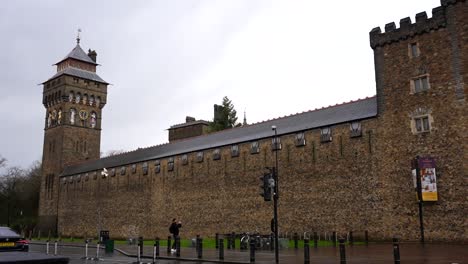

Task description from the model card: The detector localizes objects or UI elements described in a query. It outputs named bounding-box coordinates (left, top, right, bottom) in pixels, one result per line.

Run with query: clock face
left=79, top=110, right=89, bottom=120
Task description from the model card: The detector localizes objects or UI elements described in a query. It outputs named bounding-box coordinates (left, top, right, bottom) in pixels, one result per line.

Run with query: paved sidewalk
left=30, top=241, right=467, bottom=264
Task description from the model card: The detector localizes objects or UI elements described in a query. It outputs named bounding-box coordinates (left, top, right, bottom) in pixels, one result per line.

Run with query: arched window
left=57, top=108, right=62, bottom=125
left=70, top=108, right=76, bottom=125
left=96, top=97, right=101, bottom=108
left=69, top=91, right=74, bottom=103
left=51, top=109, right=57, bottom=125
left=89, top=95, right=95, bottom=106
left=58, top=91, right=62, bottom=102
left=47, top=111, right=52, bottom=127
left=75, top=93, right=81, bottom=104
left=83, top=94, right=88, bottom=105
left=90, top=112, right=97, bottom=128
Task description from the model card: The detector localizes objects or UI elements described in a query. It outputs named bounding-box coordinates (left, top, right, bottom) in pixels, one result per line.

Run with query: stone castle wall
left=51, top=0, right=466, bottom=242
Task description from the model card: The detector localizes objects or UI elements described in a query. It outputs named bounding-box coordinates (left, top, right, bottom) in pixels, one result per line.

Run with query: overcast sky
left=0, top=0, right=440, bottom=169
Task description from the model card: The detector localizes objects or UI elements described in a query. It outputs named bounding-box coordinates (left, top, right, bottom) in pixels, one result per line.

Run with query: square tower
left=38, top=36, right=109, bottom=233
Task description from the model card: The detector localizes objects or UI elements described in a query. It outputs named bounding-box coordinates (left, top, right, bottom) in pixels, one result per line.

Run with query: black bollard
left=155, top=237, right=160, bottom=257
left=227, top=233, right=232, bottom=250
left=232, top=232, right=236, bottom=250
left=215, top=233, right=219, bottom=249
left=48, top=230, right=51, bottom=241
left=304, top=238, right=310, bottom=264
left=294, top=233, right=299, bottom=249
left=197, top=237, right=203, bottom=259
left=365, top=231, right=369, bottom=245
left=313, top=232, right=318, bottom=248
left=270, top=233, right=274, bottom=251
left=175, top=236, right=181, bottom=257
left=339, top=238, right=346, bottom=264
left=349, top=231, right=354, bottom=246
left=219, top=239, right=224, bottom=260
left=138, top=236, right=143, bottom=255
left=393, top=238, right=401, bottom=264
left=167, top=236, right=171, bottom=254
left=250, top=238, right=256, bottom=263
left=332, top=231, right=337, bottom=247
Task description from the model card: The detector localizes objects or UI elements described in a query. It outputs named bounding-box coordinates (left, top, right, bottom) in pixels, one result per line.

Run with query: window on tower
left=70, top=108, right=76, bottom=125
left=411, top=75, right=430, bottom=93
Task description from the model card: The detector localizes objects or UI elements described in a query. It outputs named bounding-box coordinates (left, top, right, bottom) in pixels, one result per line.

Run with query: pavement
left=25, top=241, right=467, bottom=264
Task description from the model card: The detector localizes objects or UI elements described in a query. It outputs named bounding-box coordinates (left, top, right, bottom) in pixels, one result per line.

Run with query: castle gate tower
left=38, top=35, right=108, bottom=233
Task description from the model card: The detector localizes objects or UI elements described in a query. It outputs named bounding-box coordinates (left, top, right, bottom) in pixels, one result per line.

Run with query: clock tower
left=38, top=35, right=108, bottom=233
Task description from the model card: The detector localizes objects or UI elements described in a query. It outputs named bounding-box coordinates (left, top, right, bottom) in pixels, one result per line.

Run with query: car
left=0, top=226, right=29, bottom=252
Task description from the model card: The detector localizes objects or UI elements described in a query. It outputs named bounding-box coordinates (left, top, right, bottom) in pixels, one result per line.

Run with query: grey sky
left=0, top=0, right=440, bottom=169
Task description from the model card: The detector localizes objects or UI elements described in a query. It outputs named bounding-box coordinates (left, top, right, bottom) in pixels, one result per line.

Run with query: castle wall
left=50, top=0, right=466, bottom=242
left=59, top=119, right=387, bottom=240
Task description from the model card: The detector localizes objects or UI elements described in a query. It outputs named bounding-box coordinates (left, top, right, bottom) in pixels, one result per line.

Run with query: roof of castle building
left=169, top=120, right=210, bottom=129
left=61, top=96, right=377, bottom=177
left=55, top=44, right=97, bottom=65
left=44, top=67, right=108, bottom=84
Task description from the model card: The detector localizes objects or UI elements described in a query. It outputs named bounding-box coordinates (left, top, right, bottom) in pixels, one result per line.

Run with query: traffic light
left=260, top=172, right=273, bottom=201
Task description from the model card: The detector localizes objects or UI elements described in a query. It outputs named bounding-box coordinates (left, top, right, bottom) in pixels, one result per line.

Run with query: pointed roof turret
left=55, top=44, right=97, bottom=65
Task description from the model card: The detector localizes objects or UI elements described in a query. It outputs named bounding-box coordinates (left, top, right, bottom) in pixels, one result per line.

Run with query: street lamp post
left=272, top=125, right=279, bottom=264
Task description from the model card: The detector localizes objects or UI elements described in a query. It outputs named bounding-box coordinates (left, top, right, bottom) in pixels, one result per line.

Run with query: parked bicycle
left=240, top=231, right=272, bottom=250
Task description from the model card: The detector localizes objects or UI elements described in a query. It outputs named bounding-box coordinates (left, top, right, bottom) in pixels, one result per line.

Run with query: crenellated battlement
left=369, top=0, right=464, bottom=49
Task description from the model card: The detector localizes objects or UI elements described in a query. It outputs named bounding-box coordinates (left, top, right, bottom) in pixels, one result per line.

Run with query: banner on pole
left=415, top=157, right=438, bottom=201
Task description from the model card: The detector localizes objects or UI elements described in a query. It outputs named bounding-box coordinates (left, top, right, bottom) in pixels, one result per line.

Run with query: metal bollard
left=332, top=231, right=337, bottom=247
left=349, top=231, right=354, bottom=246
left=365, top=231, right=369, bottom=245
left=219, top=239, right=224, bottom=260
left=313, top=232, right=318, bottom=248
left=152, top=242, right=157, bottom=264
left=85, top=241, right=89, bottom=259
left=38, top=230, right=41, bottom=240
left=339, top=238, right=346, bottom=264
left=393, top=238, right=401, bottom=264
left=54, top=240, right=58, bottom=256
left=270, top=234, right=274, bottom=251
left=227, top=233, right=232, bottom=250
left=46, top=240, right=50, bottom=255
left=155, top=237, right=160, bottom=258
left=175, top=236, right=181, bottom=257
left=96, top=242, right=101, bottom=260
left=232, top=232, right=236, bottom=249
left=138, top=236, right=143, bottom=255
left=167, top=236, right=171, bottom=254
left=294, top=232, right=299, bottom=249
left=304, top=238, right=310, bottom=264
left=197, top=237, right=203, bottom=259
left=215, top=233, right=219, bottom=249
left=249, top=239, right=256, bottom=263
left=137, top=244, right=141, bottom=263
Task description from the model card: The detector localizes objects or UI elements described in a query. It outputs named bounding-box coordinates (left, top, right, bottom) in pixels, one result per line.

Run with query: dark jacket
left=170, top=222, right=182, bottom=236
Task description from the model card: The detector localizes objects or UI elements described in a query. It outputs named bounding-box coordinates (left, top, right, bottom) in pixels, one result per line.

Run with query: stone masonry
left=40, top=0, right=467, bottom=242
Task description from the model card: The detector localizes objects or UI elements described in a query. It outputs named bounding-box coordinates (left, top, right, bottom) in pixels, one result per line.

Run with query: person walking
left=169, top=218, right=182, bottom=252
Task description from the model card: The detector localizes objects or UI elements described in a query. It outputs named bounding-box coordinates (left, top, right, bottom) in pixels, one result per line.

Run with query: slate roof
left=55, top=44, right=97, bottom=65
left=61, top=96, right=377, bottom=177
left=44, top=67, right=108, bottom=84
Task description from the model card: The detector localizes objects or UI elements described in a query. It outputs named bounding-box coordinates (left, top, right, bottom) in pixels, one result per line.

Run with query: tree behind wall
left=0, top=158, right=41, bottom=232
left=210, top=96, right=238, bottom=132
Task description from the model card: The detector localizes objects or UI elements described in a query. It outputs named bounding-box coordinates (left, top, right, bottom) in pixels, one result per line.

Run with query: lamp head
left=271, top=125, right=277, bottom=130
